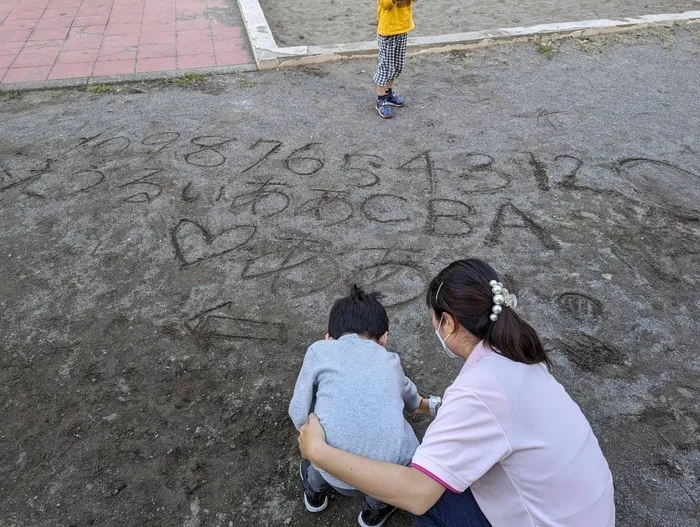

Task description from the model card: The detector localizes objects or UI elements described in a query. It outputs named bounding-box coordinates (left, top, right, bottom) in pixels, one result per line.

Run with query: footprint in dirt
left=553, top=333, right=632, bottom=378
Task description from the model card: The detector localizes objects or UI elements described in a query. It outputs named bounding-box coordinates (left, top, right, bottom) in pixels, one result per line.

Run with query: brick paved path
left=0, top=0, right=254, bottom=86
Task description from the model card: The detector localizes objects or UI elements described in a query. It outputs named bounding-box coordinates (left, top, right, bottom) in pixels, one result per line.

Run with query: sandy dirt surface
left=1, top=27, right=700, bottom=527
left=259, top=0, right=700, bottom=47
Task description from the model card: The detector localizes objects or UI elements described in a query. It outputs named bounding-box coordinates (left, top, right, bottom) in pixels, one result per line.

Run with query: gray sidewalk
left=1, top=26, right=699, bottom=527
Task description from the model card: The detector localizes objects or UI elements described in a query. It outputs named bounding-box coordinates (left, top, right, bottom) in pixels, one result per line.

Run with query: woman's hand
left=414, top=397, right=432, bottom=416
left=298, top=413, right=328, bottom=463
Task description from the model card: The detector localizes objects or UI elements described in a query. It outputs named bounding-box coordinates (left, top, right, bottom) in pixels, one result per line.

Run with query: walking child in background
left=289, top=285, right=434, bottom=527
left=374, top=0, right=416, bottom=118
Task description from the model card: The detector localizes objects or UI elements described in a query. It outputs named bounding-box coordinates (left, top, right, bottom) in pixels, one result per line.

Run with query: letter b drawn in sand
left=427, top=199, right=474, bottom=236
left=186, top=302, right=286, bottom=343
left=171, top=219, right=256, bottom=267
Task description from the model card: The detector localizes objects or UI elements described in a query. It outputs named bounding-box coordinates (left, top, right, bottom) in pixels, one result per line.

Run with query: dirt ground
left=1, top=27, right=700, bottom=527
left=259, top=0, right=700, bottom=46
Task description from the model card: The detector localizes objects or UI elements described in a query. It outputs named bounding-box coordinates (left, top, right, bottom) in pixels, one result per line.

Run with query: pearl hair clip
left=488, top=280, right=517, bottom=322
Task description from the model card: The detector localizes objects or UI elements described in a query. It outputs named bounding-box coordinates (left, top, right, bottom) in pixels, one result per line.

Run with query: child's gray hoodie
left=289, top=333, right=421, bottom=490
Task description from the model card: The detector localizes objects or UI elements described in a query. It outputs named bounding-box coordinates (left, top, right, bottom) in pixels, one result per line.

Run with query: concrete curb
left=234, top=7, right=700, bottom=69
left=0, top=63, right=258, bottom=92
left=3, top=9, right=698, bottom=91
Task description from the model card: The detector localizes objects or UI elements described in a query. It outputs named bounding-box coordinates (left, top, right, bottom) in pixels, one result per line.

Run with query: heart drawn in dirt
left=171, top=219, right=256, bottom=267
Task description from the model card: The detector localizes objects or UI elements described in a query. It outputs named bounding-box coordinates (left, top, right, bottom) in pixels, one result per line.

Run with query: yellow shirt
left=377, top=0, right=414, bottom=37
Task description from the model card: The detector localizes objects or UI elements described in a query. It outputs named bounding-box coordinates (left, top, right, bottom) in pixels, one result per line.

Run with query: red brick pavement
left=0, top=0, right=254, bottom=86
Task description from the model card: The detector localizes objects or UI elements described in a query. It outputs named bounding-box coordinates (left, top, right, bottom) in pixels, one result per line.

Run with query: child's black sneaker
left=299, top=459, right=328, bottom=513
left=385, top=90, right=405, bottom=107
left=358, top=501, right=397, bottom=527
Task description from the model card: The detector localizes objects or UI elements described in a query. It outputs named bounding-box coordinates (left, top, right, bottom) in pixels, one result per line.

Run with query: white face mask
left=435, top=315, right=460, bottom=359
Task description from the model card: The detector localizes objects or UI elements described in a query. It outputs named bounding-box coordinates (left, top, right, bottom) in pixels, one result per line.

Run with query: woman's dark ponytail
left=426, top=259, right=551, bottom=370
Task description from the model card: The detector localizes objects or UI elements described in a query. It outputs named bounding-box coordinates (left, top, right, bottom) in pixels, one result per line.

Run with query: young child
left=289, top=285, right=430, bottom=527
left=374, top=0, right=416, bottom=118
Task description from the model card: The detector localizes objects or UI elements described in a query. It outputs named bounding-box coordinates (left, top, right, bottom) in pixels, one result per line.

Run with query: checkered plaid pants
left=374, top=33, right=408, bottom=86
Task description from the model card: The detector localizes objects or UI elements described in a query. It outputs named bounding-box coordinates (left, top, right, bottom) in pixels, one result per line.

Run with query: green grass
left=175, top=73, right=206, bottom=87
left=236, top=75, right=255, bottom=89
left=534, top=38, right=555, bottom=58
left=88, top=84, right=117, bottom=94
left=0, top=90, right=23, bottom=100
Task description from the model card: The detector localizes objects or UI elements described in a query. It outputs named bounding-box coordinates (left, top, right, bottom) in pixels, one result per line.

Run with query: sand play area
left=2, top=26, right=700, bottom=525
left=259, top=0, right=700, bottom=46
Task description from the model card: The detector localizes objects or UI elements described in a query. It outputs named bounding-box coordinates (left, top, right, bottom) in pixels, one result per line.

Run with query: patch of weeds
left=691, top=24, right=700, bottom=42
left=0, top=90, right=23, bottom=100
left=175, top=73, right=207, bottom=87
left=534, top=38, right=555, bottom=58
left=449, top=49, right=472, bottom=60
left=299, top=66, right=329, bottom=78
left=236, top=75, right=255, bottom=89
left=88, top=84, right=117, bottom=94
left=577, top=38, right=599, bottom=53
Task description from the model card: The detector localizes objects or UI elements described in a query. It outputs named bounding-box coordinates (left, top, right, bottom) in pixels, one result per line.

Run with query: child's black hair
left=327, top=284, right=389, bottom=341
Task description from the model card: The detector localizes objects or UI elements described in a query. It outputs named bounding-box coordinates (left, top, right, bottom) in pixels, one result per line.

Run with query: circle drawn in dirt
left=617, top=158, right=700, bottom=215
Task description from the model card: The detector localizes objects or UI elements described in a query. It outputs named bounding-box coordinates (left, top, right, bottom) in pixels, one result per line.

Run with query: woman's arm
left=298, top=414, right=445, bottom=515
